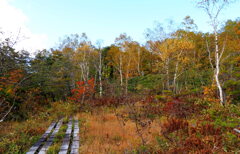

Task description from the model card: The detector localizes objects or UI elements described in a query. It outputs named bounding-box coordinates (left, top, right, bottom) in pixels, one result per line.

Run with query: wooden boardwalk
left=234, top=128, right=240, bottom=134
left=59, top=118, right=73, bottom=154
left=27, top=118, right=79, bottom=154
left=71, top=120, right=80, bottom=154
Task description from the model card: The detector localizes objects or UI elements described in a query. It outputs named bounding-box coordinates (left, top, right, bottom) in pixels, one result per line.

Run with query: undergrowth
left=0, top=101, right=77, bottom=153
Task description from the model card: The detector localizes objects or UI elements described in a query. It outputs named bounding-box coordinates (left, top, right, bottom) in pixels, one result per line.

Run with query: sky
left=0, top=0, right=240, bottom=54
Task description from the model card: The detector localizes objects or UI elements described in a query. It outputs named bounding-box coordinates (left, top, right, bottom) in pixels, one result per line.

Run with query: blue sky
left=3, top=0, right=240, bottom=51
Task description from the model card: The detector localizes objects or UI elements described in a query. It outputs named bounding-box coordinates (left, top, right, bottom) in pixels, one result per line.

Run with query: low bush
left=163, top=98, right=203, bottom=118
left=202, top=104, right=240, bottom=129
left=159, top=117, right=225, bottom=153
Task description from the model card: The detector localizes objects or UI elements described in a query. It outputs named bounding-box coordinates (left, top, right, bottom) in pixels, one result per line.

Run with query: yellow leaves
left=203, top=84, right=219, bottom=103
left=6, top=88, right=13, bottom=94
left=69, top=42, right=97, bottom=68
left=156, top=38, right=195, bottom=60
left=107, top=46, right=122, bottom=64
left=233, top=56, right=240, bottom=67
left=159, top=39, right=176, bottom=55
left=108, top=40, right=143, bottom=77
left=180, top=56, right=190, bottom=64
left=177, top=39, right=195, bottom=51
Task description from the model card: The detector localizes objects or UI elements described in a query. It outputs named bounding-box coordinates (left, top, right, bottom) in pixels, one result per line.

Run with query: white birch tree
left=197, top=0, right=235, bottom=105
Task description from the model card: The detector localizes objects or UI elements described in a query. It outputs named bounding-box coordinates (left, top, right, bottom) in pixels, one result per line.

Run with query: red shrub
left=143, top=105, right=162, bottom=115
left=87, top=95, right=140, bottom=107
left=69, top=78, right=95, bottom=103
left=163, top=99, right=201, bottom=118
left=88, top=97, right=122, bottom=107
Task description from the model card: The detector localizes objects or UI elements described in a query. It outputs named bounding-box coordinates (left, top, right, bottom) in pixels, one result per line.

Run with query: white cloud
left=0, top=0, right=48, bottom=55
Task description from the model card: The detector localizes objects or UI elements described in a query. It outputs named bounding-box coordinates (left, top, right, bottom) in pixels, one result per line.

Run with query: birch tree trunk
left=173, top=50, right=183, bottom=94
left=166, top=58, right=170, bottom=90
left=197, top=0, right=233, bottom=106
left=125, top=59, right=131, bottom=94
left=119, top=54, right=123, bottom=87
left=99, top=49, right=103, bottom=97
left=137, top=48, right=141, bottom=76
left=214, top=30, right=224, bottom=105
left=79, top=50, right=90, bottom=104
left=173, top=61, right=179, bottom=93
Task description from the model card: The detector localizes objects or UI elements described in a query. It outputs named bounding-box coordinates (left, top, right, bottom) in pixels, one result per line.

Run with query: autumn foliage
left=161, top=118, right=224, bottom=153
left=163, top=98, right=203, bottom=118
left=0, top=69, right=23, bottom=95
left=203, top=84, right=219, bottom=103
left=69, top=78, right=95, bottom=103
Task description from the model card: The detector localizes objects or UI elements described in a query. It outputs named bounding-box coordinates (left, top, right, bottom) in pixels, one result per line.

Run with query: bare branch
left=219, top=36, right=227, bottom=61
left=0, top=98, right=5, bottom=107
left=0, top=75, right=32, bottom=123
left=10, top=28, right=22, bottom=48
left=206, top=39, right=215, bottom=70
left=0, top=104, right=14, bottom=123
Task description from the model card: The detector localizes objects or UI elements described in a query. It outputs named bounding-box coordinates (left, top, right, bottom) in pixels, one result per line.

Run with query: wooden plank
left=73, top=120, right=79, bottom=141
left=71, top=140, right=79, bottom=149
left=59, top=118, right=73, bottom=154
left=70, top=148, right=79, bottom=154
left=70, top=120, right=79, bottom=154
left=38, top=119, right=63, bottom=154
left=58, top=149, right=68, bottom=154
left=26, top=121, right=57, bottom=154
left=234, top=128, right=240, bottom=134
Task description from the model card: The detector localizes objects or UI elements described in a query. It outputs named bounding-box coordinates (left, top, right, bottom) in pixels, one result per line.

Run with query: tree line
left=0, top=15, right=240, bottom=121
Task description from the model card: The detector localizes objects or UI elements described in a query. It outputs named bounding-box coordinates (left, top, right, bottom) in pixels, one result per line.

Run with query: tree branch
left=219, top=36, right=227, bottom=61
left=206, top=39, right=214, bottom=70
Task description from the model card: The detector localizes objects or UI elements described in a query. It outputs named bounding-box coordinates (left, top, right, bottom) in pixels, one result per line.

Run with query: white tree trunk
left=99, top=50, right=103, bottom=97
left=137, top=48, right=141, bottom=76
left=214, top=31, right=224, bottom=105
left=173, top=50, right=183, bottom=93
left=166, top=58, right=170, bottom=90
left=125, top=60, right=131, bottom=94
left=119, top=54, right=123, bottom=87
left=173, top=61, right=178, bottom=93
left=197, top=0, right=230, bottom=106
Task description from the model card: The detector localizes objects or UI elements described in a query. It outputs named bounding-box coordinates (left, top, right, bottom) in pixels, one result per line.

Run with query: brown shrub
left=163, top=99, right=202, bottom=118
left=161, top=118, right=224, bottom=153
left=87, top=95, right=140, bottom=108
left=198, top=123, right=222, bottom=136
left=161, top=118, right=189, bottom=135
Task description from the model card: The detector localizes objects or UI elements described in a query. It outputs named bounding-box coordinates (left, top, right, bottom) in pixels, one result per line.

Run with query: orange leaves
left=69, top=78, right=95, bottom=103
left=0, top=69, right=23, bottom=94
left=203, top=84, right=219, bottom=103
left=0, top=69, right=23, bottom=85
left=234, top=22, right=240, bottom=35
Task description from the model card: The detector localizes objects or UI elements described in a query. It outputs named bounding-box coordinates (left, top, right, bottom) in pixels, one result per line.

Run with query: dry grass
left=77, top=106, right=162, bottom=154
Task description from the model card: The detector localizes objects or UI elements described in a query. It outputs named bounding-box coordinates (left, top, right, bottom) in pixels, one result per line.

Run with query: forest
left=0, top=0, right=240, bottom=153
